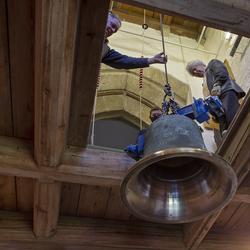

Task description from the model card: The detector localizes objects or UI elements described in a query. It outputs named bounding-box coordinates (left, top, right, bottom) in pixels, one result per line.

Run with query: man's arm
left=102, top=49, right=149, bottom=69
left=207, top=59, right=230, bottom=96
left=102, top=49, right=167, bottom=70
left=208, top=59, right=229, bottom=83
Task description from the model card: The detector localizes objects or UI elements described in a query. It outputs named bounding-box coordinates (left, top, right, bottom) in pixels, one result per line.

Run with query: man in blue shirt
left=102, top=12, right=167, bottom=69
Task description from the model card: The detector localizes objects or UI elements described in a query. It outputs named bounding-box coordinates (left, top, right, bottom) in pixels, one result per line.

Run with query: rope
left=90, top=68, right=101, bottom=145
left=159, top=14, right=179, bottom=115
left=109, top=1, right=114, bottom=12
left=159, top=14, right=169, bottom=85
left=139, top=9, right=148, bottom=130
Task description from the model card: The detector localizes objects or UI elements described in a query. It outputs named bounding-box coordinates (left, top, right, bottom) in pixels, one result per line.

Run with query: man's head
left=186, top=60, right=206, bottom=78
left=105, top=12, right=121, bottom=38
left=150, top=107, right=162, bottom=122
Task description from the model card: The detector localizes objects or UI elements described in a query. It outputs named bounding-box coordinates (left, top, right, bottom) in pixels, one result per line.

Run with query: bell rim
left=120, top=147, right=238, bottom=224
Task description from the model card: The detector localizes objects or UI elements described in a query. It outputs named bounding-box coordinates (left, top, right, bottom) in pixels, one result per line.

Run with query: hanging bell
left=121, top=115, right=237, bottom=224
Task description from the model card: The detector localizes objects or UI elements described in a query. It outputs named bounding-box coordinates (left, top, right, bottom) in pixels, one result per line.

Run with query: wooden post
left=34, top=0, right=79, bottom=167
left=67, top=0, right=110, bottom=147
left=33, top=0, right=79, bottom=237
left=33, top=180, right=61, bottom=237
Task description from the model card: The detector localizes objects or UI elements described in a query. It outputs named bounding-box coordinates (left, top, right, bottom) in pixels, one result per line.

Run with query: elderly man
left=186, top=59, right=245, bottom=133
left=102, top=12, right=167, bottom=69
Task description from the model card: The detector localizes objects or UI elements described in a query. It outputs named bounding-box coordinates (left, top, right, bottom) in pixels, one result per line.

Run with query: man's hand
left=211, top=82, right=222, bottom=96
left=148, top=52, right=168, bottom=65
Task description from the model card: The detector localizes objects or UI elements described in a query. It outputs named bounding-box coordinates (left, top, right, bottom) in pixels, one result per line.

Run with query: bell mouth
left=121, top=147, right=237, bottom=224
left=144, top=157, right=207, bottom=182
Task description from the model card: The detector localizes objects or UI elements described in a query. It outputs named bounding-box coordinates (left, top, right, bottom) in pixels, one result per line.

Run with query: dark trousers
left=219, top=90, right=240, bottom=132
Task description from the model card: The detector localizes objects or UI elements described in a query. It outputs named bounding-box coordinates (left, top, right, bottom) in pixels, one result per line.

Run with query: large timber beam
left=0, top=137, right=134, bottom=186
left=118, top=0, right=250, bottom=38
left=183, top=90, right=250, bottom=249
left=67, top=0, right=110, bottom=147
left=1, top=135, right=250, bottom=203
left=33, top=0, right=79, bottom=237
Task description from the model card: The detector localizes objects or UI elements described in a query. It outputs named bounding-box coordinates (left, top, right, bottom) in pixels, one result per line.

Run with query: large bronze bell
left=121, top=115, right=237, bottom=224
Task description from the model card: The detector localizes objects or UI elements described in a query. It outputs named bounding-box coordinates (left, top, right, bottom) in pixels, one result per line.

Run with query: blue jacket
left=101, top=43, right=149, bottom=69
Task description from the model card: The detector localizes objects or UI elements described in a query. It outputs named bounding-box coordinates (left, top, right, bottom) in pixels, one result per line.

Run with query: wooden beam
left=33, top=0, right=79, bottom=238
left=118, top=0, right=250, bottom=37
left=183, top=90, right=250, bottom=249
left=2, top=135, right=250, bottom=200
left=0, top=136, right=134, bottom=186
left=67, top=0, right=110, bottom=147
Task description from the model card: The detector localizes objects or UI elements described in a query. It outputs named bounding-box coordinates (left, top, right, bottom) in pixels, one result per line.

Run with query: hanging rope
left=159, top=14, right=169, bottom=85
left=109, top=1, right=114, bottom=12
left=90, top=68, right=101, bottom=145
left=159, top=14, right=179, bottom=115
left=139, top=9, right=148, bottom=130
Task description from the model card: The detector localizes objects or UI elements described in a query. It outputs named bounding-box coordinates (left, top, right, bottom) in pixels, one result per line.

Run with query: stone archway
left=95, top=65, right=192, bottom=127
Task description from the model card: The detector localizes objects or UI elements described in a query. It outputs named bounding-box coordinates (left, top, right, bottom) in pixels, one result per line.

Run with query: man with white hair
left=186, top=59, right=245, bottom=133
left=102, top=12, right=167, bottom=69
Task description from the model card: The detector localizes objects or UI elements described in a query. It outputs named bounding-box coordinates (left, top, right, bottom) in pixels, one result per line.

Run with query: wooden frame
left=0, top=0, right=250, bottom=248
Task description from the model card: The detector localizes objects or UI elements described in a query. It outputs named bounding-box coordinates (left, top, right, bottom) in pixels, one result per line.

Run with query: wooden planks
left=112, top=7, right=199, bottom=39
left=183, top=91, right=250, bottom=249
left=0, top=0, right=13, bottom=136
left=233, top=187, right=250, bottom=204
left=1, top=211, right=250, bottom=250
left=67, top=0, right=110, bottom=147
left=60, top=183, right=81, bottom=215
left=0, top=176, right=16, bottom=210
left=0, top=0, right=35, bottom=215
left=0, top=211, right=184, bottom=250
left=7, top=0, right=34, bottom=139
left=214, top=203, right=250, bottom=232
left=105, top=186, right=131, bottom=220
left=213, top=202, right=241, bottom=229
left=16, top=177, right=34, bottom=212
left=119, top=0, right=250, bottom=38
left=77, top=185, right=110, bottom=218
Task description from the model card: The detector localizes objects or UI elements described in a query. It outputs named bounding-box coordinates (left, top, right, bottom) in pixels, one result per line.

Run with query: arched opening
left=94, top=118, right=139, bottom=149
